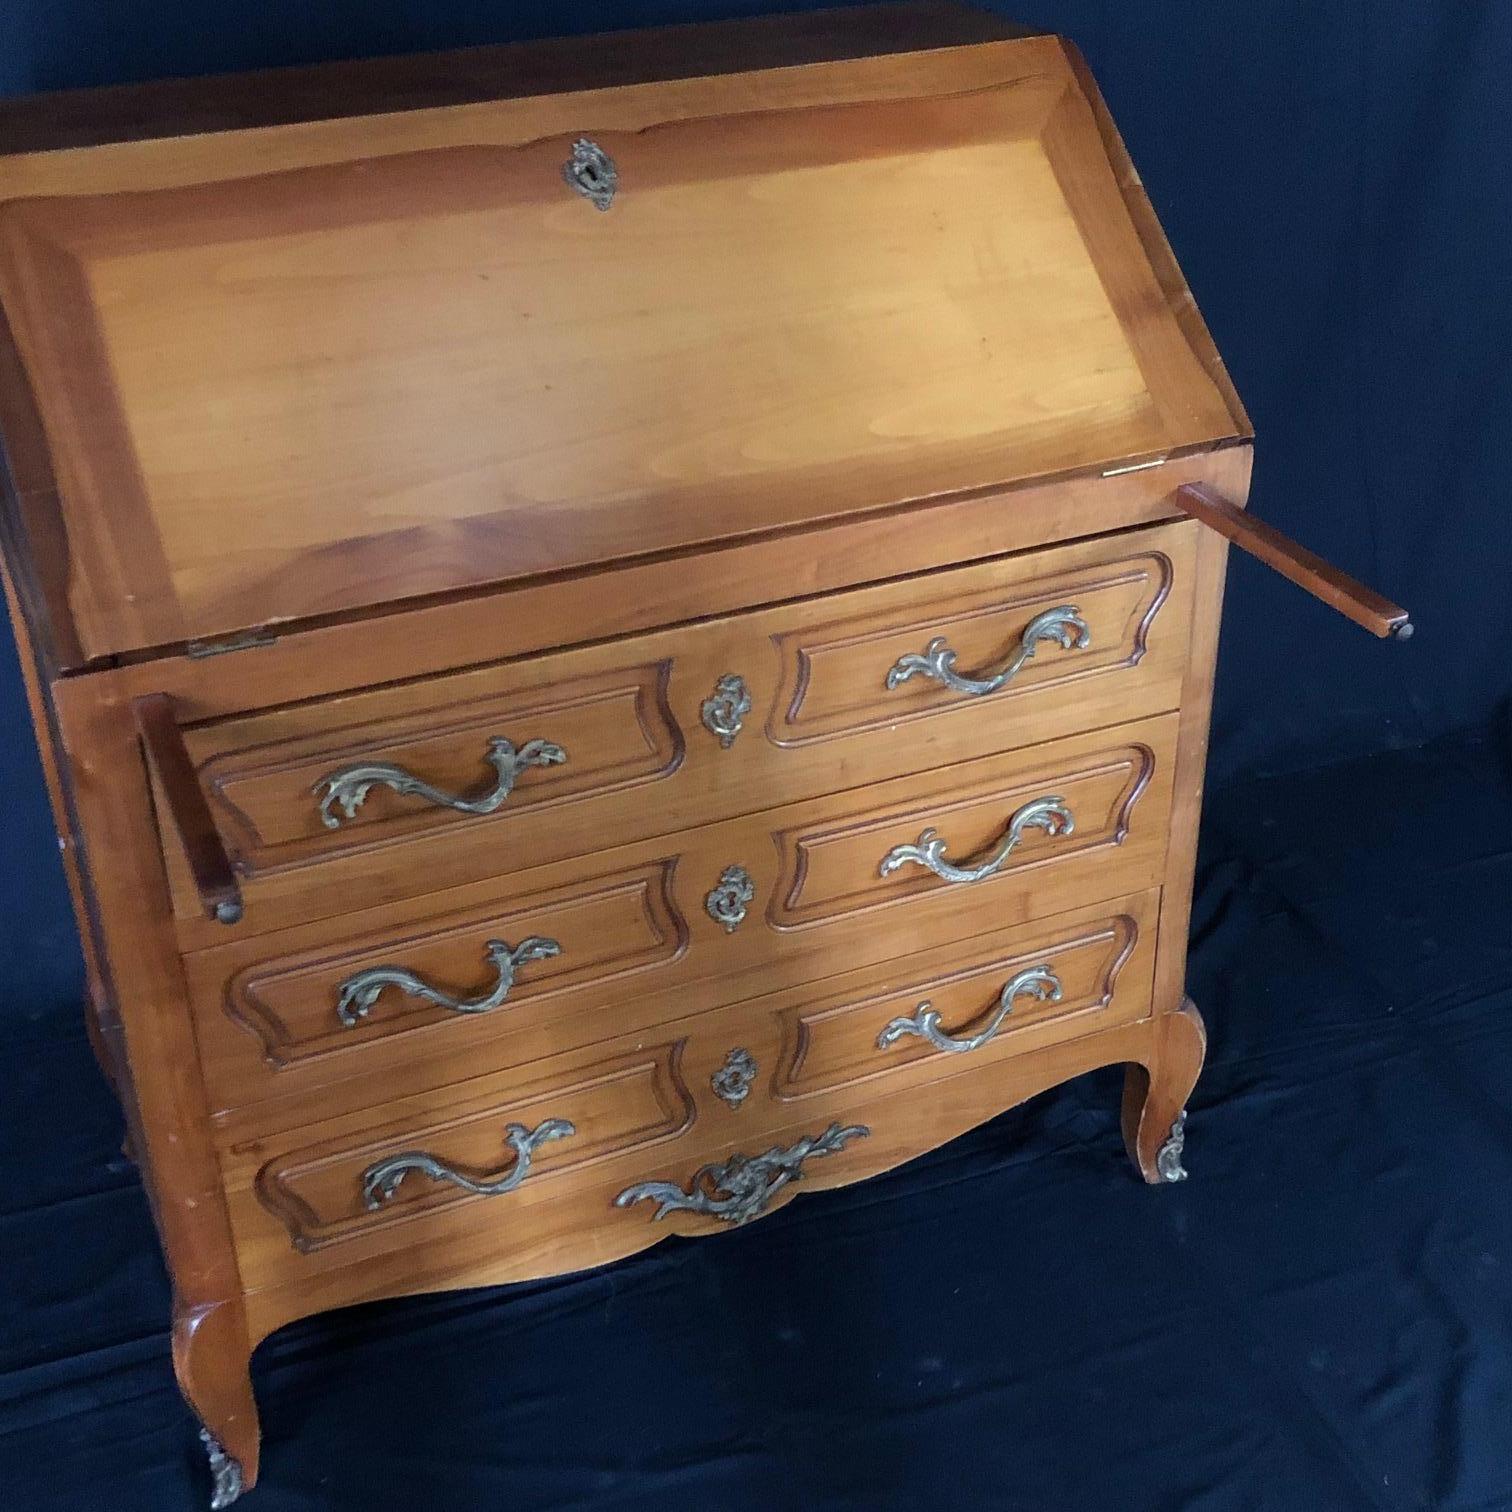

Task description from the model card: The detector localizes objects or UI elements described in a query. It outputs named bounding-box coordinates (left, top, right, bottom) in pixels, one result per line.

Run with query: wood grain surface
left=154, top=521, right=1194, bottom=940
left=0, top=41, right=1241, bottom=659
left=220, top=888, right=1158, bottom=1297
left=186, top=714, right=1178, bottom=1122
left=0, top=13, right=1280, bottom=1491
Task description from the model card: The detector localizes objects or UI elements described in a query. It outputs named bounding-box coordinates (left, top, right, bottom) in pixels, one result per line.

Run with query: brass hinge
left=185, top=629, right=278, bottom=659
left=1100, top=455, right=1168, bottom=478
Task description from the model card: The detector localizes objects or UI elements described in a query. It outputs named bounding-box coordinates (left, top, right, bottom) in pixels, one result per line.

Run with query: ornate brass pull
left=335, top=936, right=561, bottom=1027
left=362, top=1117, right=574, bottom=1210
left=886, top=605, right=1090, bottom=697
left=315, top=736, right=566, bottom=829
left=877, top=964, right=1062, bottom=1055
left=614, top=1122, right=869, bottom=1226
left=879, top=794, right=1074, bottom=885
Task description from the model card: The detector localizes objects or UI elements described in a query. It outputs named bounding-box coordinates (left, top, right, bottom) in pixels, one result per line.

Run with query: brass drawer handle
left=886, top=605, right=1090, bottom=697
left=614, top=1122, right=869, bottom=1226
left=315, top=736, right=567, bottom=828
left=335, top=936, right=561, bottom=1027
left=878, top=964, right=1062, bottom=1055
left=362, top=1117, right=575, bottom=1209
left=879, top=794, right=1074, bottom=885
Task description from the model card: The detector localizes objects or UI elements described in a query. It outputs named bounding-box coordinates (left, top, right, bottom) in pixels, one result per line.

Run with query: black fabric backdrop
left=2, top=4, right=1510, bottom=1510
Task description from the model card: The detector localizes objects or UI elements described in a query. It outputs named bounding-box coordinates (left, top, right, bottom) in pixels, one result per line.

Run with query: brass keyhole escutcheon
left=563, top=138, right=617, bottom=211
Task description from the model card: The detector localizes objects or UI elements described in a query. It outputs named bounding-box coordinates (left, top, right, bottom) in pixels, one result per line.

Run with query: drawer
left=239, top=1040, right=695, bottom=1258
left=769, top=892, right=1155, bottom=1105
left=224, top=890, right=1157, bottom=1299
left=164, top=521, right=1195, bottom=946
left=191, top=715, right=1176, bottom=1120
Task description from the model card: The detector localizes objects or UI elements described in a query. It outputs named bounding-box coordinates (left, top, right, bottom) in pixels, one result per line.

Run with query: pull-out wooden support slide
left=133, top=694, right=243, bottom=925
left=1174, top=483, right=1412, bottom=640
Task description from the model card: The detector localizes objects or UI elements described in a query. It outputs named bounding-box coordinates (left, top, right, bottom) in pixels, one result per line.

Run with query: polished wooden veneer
left=184, top=713, right=1175, bottom=1119
left=0, top=41, right=1235, bottom=661
left=225, top=887, right=1158, bottom=1289
left=160, top=520, right=1194, bottom=935
left=0, top=6, right=1407, bottom=1505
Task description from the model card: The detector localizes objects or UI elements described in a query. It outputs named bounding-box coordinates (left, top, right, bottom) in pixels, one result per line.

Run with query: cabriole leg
left=1122, top=998, right=1206, bottom=1184
left=173, top=1300, right=261, bottom=1507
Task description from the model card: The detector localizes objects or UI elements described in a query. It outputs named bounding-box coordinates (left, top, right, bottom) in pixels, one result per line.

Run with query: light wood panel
left=1146, top=460, right=1245, bottom=1045
left=159, top=521, right=1194, bottom=940
left=236, top=951, right=1182, bottom=1343
left=188, top=714, right=1177, bottom=1122
left=772, top=893, right=1154, bottom=1101
left=250, top=1041, right=695, bottom=1256
left=0, top=27, right=1049, bottom=197
left=0, top=46, right=1240, bottom=659
left=45, top=683, right=264, bottom=1485
left=221, top=888, right=1157, bottom=1294
left=191, top=659, right=683, bottom=873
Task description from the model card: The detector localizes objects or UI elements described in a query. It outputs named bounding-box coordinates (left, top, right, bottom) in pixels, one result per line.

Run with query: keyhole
left=564, top=138, right=617, bottom=210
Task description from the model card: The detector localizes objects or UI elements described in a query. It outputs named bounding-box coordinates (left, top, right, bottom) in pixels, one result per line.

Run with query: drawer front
left=236, top=1039, right=696, bottom=1259
left=195, top=661, right=682, bottom=865
left=225, top=890, right=1157, bottom=1300
left=771, top=896, right=1153, bottom=1103
left=203, top=861, right=683, bottom=1064
left=167, top=521, right=1195, bottom=945
left=769, top=539, right=1176, bottom=746
left=191, top=716, right=1175, bottom=1119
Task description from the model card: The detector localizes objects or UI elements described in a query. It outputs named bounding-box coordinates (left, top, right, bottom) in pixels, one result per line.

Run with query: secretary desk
left=0, top=6, right=1408, bottom=1503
